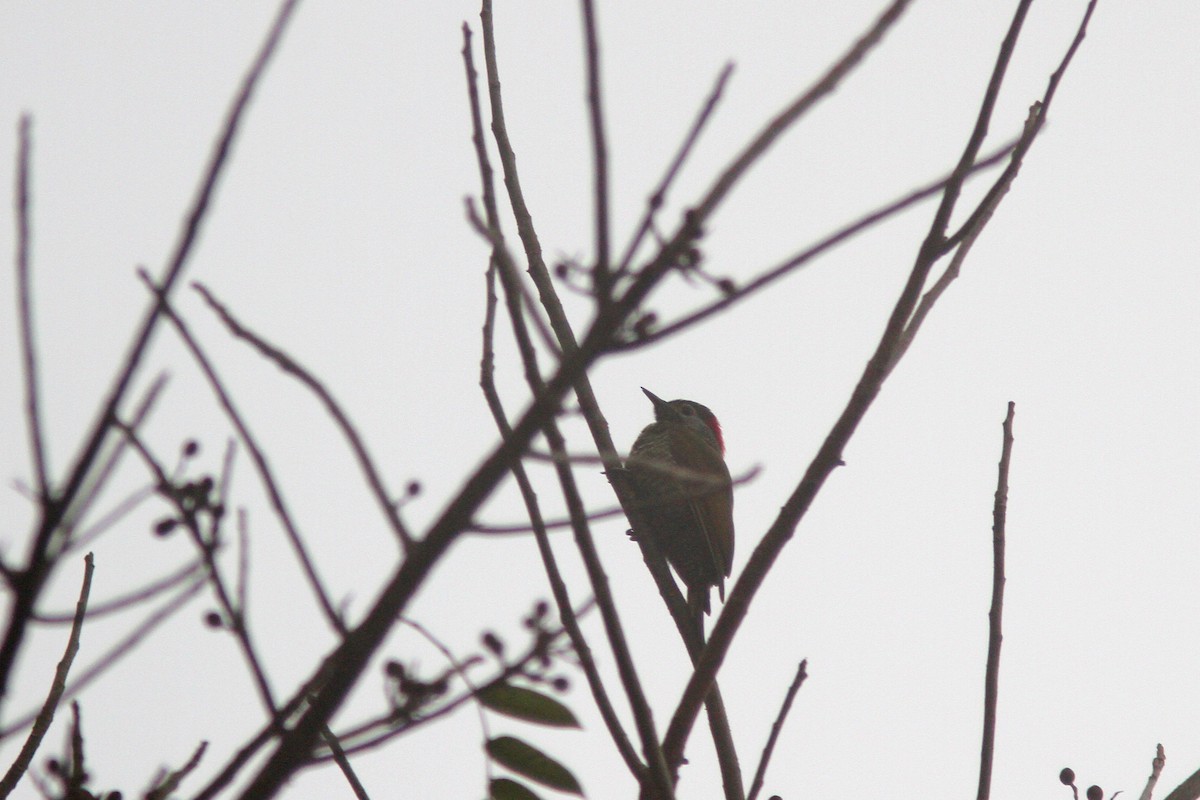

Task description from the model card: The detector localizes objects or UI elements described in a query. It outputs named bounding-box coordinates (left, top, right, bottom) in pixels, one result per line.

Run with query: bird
left=626, top=387, right=734, bottom=626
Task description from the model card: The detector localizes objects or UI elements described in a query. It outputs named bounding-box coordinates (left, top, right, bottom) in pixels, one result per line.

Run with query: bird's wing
left=670, top=435, right=735, bottom=582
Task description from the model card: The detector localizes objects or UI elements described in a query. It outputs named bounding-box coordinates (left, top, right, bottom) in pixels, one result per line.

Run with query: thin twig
left=472, top=464, right=760, bottom=537
left=14, top=115, right=49, bottom=502
left=64, top=484, right=157, bottom=554
left=62, top=373, right=169, bottom=552
left=746, top=660, right=807, bottom=800
left=138, top=272, right=343, bottom=634
left=607, top=0, right=913, bottom=376
left=115, top=423, right=283, bottom=727
left=1140, top=744, right=1165, bottom=800
left=692, top=0, right=912, bottom=224
left=478, top=0, right=556, bottom=322
left=320, top=726, right=371, bottom=800
left=976, top=402, right=1014, bottom=800
left=620, top=138, right=1018, bottom=351
left=400, top=616, right=491, bottom=740
left=578, top=0, right=612, bottom=300
left=469, top=502, right=644, bottom=535
left=236, top=508, right=250, bottom=619
left=144, top=741, right=208, bottom=800
left=615, top=63, right=734, bottom=277
left=67, top=701, right=85, bottom=796
left=193, top=280, right=413, bottom=551
left=0, top=553, right=94, bottom=798
left=463, top=199, right=561, bottom=357
left=32, top=559, right=203, bottom=623
left=884, top=119, right=1036, bottom=377
left=0, top=0, right=302, bottom=711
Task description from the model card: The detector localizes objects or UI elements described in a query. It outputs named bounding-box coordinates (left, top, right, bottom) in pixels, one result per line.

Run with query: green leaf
left=486, top=736, right=583, bottom=796
left=490, top=777, right=544, bottom=800
left=479, top=683, right=580, bottom=728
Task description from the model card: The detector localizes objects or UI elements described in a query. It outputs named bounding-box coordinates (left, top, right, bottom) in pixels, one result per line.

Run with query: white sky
left=0, top=1, right=1197, bottom=798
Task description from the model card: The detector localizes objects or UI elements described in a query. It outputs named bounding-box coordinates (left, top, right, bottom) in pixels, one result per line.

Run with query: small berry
left=1059, top=768, right=1076, bottom=785
left=482, top=631, right=504, bottom=655
left=1087, top=786, right=1103, bottom=800
left=182, top=440, right=200, bottom=457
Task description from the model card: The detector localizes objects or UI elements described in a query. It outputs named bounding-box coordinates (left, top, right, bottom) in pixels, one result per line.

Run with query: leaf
left=490, top=777, right=544, bottom=800
left=479, top=683, right=580, bottom=728
left=486, top=736, right=583, bottom=796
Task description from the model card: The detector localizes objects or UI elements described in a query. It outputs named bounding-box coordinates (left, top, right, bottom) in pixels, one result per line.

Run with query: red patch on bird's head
left=692, top=406, right=725, bottom=454
left=706, top=415, right=725, bottom=454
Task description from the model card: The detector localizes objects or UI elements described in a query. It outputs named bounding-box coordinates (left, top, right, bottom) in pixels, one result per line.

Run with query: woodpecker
left=626, top=388, right=734, bottom=623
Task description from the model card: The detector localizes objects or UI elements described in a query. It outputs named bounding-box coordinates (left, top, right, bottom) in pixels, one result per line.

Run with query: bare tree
left=7, top=2, right=1174, bottom=800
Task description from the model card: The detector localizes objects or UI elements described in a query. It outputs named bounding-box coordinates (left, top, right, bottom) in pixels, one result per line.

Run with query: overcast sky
left=0, top=2, right=1198, bottom=798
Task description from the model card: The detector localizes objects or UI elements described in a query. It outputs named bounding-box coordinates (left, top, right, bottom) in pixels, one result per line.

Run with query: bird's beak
left=641, top=387, right=669, bottom=413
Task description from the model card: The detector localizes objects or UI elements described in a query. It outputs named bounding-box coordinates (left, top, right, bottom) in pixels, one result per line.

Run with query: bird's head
left=641, top=387, right=725, bottom=454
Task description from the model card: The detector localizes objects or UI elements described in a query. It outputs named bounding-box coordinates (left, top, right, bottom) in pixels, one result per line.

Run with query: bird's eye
left=680, top=405, right=695, bottom=416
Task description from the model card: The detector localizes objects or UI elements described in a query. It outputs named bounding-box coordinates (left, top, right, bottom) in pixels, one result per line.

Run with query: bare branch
left=13, top=115, right=49, bottom=501
left=615, top=63, right=734, bottom=278
left=144, top=741, right=208, bottom=800
left=64, top=484, right=156, bottom=554
left=1161, top=758, right=1200, bottom=800
left=479, top=0, right=555, bottom=317
left=620, top=138, right=1018, bottom=351
left=320, top=727, right=371, bottom=800
left=193, top=280, right=414, bottom=552
left=976, top=402, right=1014, bottom=800
left=578, top=0, right=612, bottom=300
left=464, top=198, right=560, bottom=357
left=0, top=553, right=93, bottom=798
left=236, top=507, right=250, bottom=623
left=114, top=421, right=283, bottom=726
left=63, top=373, right=169, bottom=552
left=614, top=0, right=914, bottom=367
left=692, top=0, right=912, bottom=225
left=746, top=660, right=807, bottom=800
left=1140, top=744, right=1166, bottom=800
left=884, top=115, right=1037, bottom=377
left=138, top=271, right=344, bottom=635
